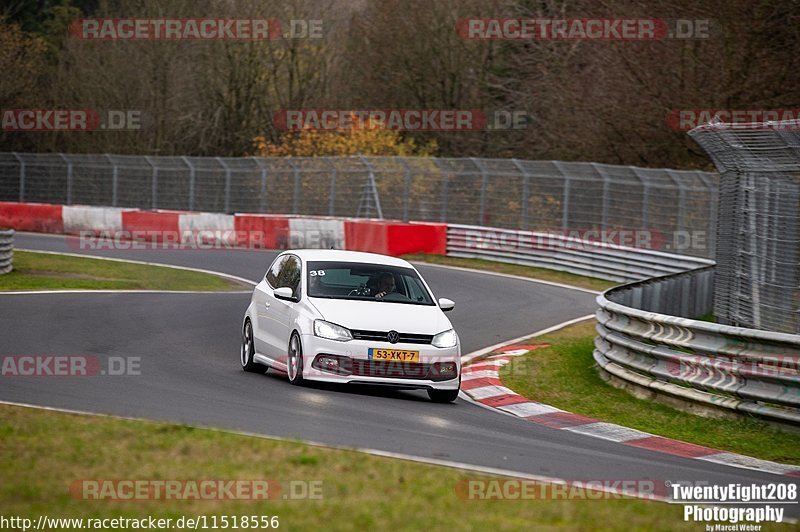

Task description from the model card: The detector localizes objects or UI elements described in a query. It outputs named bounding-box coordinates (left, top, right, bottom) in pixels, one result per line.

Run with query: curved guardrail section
left=594, top=266, right=800, bottom=425
left=447, top=224, right=713, bottom=283
left=0, top=229, right=13, bottom=275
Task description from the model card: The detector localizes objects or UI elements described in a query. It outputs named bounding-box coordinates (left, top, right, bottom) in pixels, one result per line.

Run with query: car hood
left=308, top=298, right=452, bottom=335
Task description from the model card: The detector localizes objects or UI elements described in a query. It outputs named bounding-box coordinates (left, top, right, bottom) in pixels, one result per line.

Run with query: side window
left=275, top=255, right=302, bottom=297
left=406, top=277, right=427, bottom=302
left=265, top=256, right=283, bottom=287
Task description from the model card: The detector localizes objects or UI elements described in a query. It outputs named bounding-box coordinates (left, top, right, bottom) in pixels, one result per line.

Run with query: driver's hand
left=375, top=291, right=387, bottom=299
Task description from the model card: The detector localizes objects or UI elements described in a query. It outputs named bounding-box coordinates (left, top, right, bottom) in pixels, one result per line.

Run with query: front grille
left=350, top=329, right=433, bottom=344
left=312, top=355, right=457, bottom=382
left=352, top=360, right=432, bottom=379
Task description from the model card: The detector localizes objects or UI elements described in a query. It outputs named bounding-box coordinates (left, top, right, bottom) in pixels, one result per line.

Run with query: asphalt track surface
left=2, top=232, right=796, bottom=514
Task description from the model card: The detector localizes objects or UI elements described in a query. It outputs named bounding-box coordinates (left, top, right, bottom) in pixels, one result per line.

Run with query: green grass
left=3, top=403, right=783, bottom=531
left=402, top=253, right=615, bottom=292
left=500, top=321, right=800, bottom=464
left=695, top=312, right=717, bottom=323
left=0, top=251, right=246, bottom=291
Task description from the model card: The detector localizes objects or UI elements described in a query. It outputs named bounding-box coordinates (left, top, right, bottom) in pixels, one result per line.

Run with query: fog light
left=312, top=354, right=352, bottom=375
left=429, top=361, right=458, bottom=381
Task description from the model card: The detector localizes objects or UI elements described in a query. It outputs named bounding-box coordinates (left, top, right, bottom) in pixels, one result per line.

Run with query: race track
left=1, top=232, right=795, bottom=512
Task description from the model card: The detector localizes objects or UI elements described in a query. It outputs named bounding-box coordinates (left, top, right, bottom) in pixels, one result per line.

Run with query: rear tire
left=241, top=319, right=267, bottom=373
left=287, top=332, right=304, bottom=385
left=427, top=387, right=459, bottom=403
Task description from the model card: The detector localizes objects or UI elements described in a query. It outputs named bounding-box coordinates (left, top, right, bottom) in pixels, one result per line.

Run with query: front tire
left=428, top=387, right=459, bottom=403
left=241, top=319, right=267, bottom=373
left=287, top=332, right=304, bottom=385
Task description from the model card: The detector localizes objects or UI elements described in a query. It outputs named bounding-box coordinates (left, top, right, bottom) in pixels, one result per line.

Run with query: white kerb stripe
left=564, top=422, right=653, bottom=443
left=461, top=370, right=499, bottom=381
left=697, top=452, right=800, bottom=476
left=498, top=402, right=563, bottom=418
left=466, top=385, right=519, bottom=400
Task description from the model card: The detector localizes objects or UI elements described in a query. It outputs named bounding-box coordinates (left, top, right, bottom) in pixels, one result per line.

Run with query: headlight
left=313, top=320, right=352, bottom=342
left=431, top=329, right=458, bottom=348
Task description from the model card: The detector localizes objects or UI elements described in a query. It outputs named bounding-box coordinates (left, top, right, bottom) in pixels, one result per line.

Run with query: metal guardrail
left=446, top=224, right=714, bottom=283
left=594, top=266, right=800, bottom=425
left=0, top=229, right=13, bottom=275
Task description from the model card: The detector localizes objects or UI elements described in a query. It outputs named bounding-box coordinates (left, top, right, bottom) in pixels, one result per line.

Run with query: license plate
left=368, top=348, right=419, bottom=362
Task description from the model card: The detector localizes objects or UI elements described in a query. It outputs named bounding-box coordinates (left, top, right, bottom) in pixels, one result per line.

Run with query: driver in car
left=371, top=272, right=395, bottom=299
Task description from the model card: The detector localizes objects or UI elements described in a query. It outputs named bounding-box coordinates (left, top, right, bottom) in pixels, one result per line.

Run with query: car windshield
left=306, top=261, right=435, bottom=306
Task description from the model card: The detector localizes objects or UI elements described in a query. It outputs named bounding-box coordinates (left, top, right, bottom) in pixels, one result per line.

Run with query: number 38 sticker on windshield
left=368, top=348, right=419, bottom=362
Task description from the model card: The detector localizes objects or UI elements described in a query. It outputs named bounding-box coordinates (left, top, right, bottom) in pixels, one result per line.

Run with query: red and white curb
left=460, top=345, right=800, bottom=479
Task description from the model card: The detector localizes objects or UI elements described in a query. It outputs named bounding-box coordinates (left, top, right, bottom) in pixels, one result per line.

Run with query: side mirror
left=274, top=287, right=296, bottom=302
left=438, top=297, right=455, bottom=312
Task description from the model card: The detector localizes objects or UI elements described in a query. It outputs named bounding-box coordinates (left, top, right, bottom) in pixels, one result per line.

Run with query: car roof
left=285, top=249, right=414, bottom=268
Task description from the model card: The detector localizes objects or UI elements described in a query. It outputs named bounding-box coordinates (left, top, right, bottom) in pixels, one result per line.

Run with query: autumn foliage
left=252, top=115, right=437, bottom=157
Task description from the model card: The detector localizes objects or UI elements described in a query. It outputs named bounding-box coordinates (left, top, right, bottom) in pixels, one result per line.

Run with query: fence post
left=591, top=163, right=611, bottom=231
left=553, top=161, right=570, bottom=231
left=144, top=155, right=158, bottom=209
left=12, top=153, right=25, bottom=202
left=59, top=154, right=73, bottom=205
left=666, top=170, right=687, bottom=236
left=512, top=159, right=529, bottom=230
left=288, top=159, right=300, bottom=214
left=472, top=157, right=488, bottom=226
left=694, top=170, right=717, bottom=257
left=432, top=158, right=450, bottom=223
left=217, top=157, right=232, bottom=213
left=256, top=158, right=269, bottom=213
left=182, top=156, right=195, bottom=211
left=630, top=166, right=649, bottom=230
left=106, top=154, right=119, bottom=207
left=326, top=157, right=337, bottom=216
left=399, top=157, right=412, bottom=222
left=357, top=156, right=383, bottom=219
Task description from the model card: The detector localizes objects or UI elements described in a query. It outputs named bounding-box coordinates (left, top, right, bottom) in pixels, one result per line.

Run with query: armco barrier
left=594, top=267, right=800, bottom=425
left=0, top=202, right=447, bottom=256
left=0, top=229, right=13, bottom=274
left=0, top=202, right=63, bottom=233
left=346, top=220, right=447, bottom=256
left=446, top=224, right=713, bottom=282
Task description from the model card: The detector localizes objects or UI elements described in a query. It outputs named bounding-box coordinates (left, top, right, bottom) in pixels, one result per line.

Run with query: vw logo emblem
left=387, top=330, right=400, bottom=344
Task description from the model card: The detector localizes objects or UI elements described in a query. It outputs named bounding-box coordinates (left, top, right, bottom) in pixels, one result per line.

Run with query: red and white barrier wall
left=0, top=202, right=446, bottom=256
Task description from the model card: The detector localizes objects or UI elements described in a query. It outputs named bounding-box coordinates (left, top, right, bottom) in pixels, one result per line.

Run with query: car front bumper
left=300, top=333, right=461, bottom=390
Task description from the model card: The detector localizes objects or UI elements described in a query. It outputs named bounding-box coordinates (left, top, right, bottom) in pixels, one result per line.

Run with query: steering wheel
left=348, top=285, right=371, bottom=297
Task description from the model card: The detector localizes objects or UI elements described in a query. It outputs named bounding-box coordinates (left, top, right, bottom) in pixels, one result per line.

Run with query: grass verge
left=500, top=320, right=800, bottom=464
left=1, top=403, right=775, bottom=531
left=0, top=251, right=247, bottom=291
left=402, top=253, right=615, bottom=292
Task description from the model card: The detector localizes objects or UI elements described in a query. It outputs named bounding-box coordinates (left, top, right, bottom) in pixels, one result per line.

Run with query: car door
left=253, top=257, right=283, bottom=360
left=264, top=253, right=302, bottom=366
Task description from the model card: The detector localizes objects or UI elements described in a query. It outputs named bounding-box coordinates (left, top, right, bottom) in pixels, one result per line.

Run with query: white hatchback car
left=240, top=250, right=461, bottom=402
